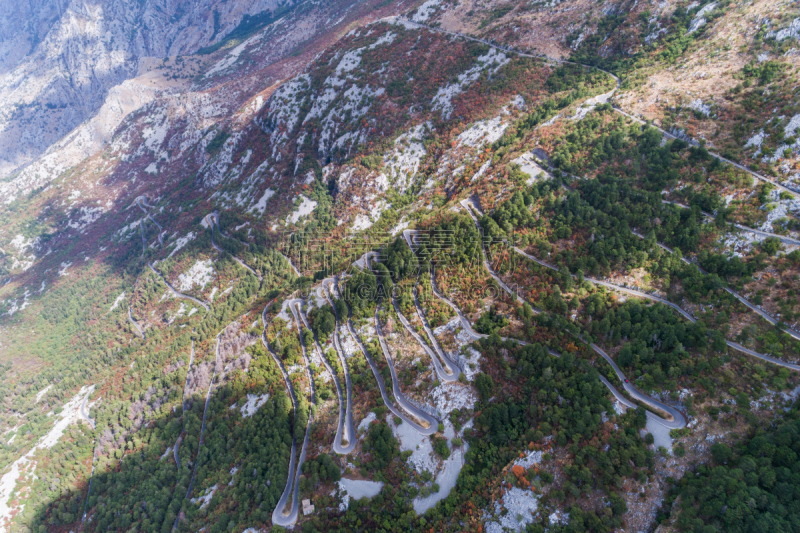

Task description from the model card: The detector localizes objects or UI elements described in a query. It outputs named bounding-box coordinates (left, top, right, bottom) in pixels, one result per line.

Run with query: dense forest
left=663, top=404, right=800, bottom=533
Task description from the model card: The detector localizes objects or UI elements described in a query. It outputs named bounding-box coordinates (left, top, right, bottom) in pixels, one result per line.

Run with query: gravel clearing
left=646, top=418, right=674, bottom=452
left=413, top=445, right=468, bottom=514
left=391, top=415, right=437, bottom=474
left=337, top=478, right=384, bottom=511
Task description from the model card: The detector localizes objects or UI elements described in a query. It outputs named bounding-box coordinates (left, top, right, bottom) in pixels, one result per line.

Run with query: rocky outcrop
left=0, top=0, right=292, bottom=179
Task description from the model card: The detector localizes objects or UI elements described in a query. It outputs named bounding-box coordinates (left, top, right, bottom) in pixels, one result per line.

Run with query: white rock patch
left=251, top=187, right=275, bottom=216
left=168, top=231, right=196, bottom=259
left=432, top=48, right=509, bottom=119
left=286, top=195, right=317, bottom=224
left=191, top=484, right=218, bottom=509
left=238, top=393, right=270, bottom=418
left=35, top=384, right=53, bottom=403
left=358, top=411, right=377, bottom=433
left=430, top=382, right=478, bottom=416
left=0, top=386, right=95, bottom=524
left=412, top=0, right=443, bottom=22
left=177, top=260, right=214, bottom=292
left=687, top=2, right=717, bottom=34
left=457, top=116, right=508, bottom=148
left=109, top=292, right=126, bottom=312
left=483, top=487, right=539, bottom=533
left=391, top=415, right=437, bottom=475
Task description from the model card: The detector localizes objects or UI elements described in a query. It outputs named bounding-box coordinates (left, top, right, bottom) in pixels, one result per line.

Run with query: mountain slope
left=1, top=1, right=799, bottom=532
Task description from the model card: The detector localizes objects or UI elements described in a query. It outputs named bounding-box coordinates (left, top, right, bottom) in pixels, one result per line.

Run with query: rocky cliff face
left=0, top=0, right=293, bottom=179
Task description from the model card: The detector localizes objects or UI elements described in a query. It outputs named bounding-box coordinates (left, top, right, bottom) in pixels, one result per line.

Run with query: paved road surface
left=320, top=279, right=356, bottom=453
left=148, top=262, right=210, bottom=311
left=205, top=214, right=262, bottom=280
left=127, top=306, right=145, bottom=339
left=79, top=391, right=96, bottom=430
left=459, top=200, right=524, bottom=304
left=294, top=298, right=350, bottom=455
left=173, top=334, right=221, bottom=531
left=335, top=278, right=438, bottom=435
left=460, top=200, right=685, bottom=427
left=136, top=197, right=164, bottom=245
left=280, top=252, right=301, bottom=277
left=288, top=300, right=318, bottom=405
left=392, top=294, right=459, bottom=383
left=260, top=303, right=304, bottom=528
left=589, top=342, right=686, bottom=428
left=269, top=300, right=318, bottom=528
left=374, top=307, right=441, bottom=423
left=267, top=307, right=310, bottom=529
left=173, top=437, right=182, bottom=469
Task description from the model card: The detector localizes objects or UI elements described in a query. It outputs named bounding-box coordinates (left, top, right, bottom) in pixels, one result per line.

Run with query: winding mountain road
left=288, top=300, right=318, bottom=405
left=511, top=245, right=800, bottom=372
left=407, top=17, right=798, bottom=225
left=427, top=267, right=484, bottom=342
left=336, top=278, right=438, bottom=435
left=319, top=279, right=356, bottom=454
left=589, top=342, right=685, bottom=428
left=459, top=198, right=685, bottom=427
left=294, top=299, right=350, bottom=455
left=269, top=300, right=318, bottom=527
left=173, top=334, right=221, bottom=531
left=148, top=262, right=210, bottom=311
left=403, top=232, right=531, bottom=346
left=629, top=231, right=800, bottom=342
left=136, top=196, right=164, bottom=246
left=411, top=283, right=462, bottom=375
left=613, top=108, right=799, bottom=199
left=261, top=303, right=305, bottom=529
left=205, top=214, right=262, bottom=280
left=79, top=391, right=96, bottom=430
left=374, top=306, right=441, bottom=424
left=392, top=294, right=459, bottom=383
left=128, top=306, right=145, bottom=340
